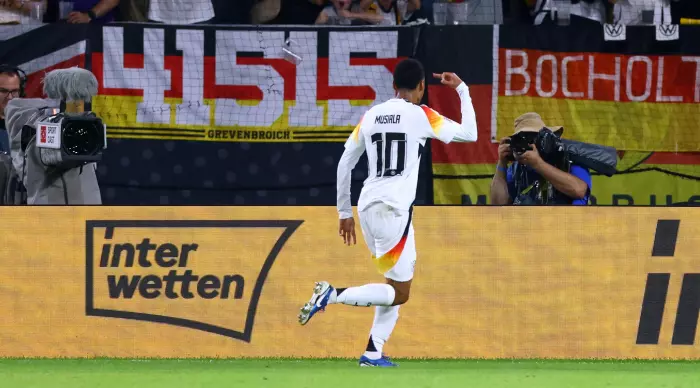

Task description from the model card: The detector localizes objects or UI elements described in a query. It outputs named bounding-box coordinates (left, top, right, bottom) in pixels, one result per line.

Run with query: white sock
left=363, top=305, right=400, bottom=360
left=328, top=284, right=395, bottom=307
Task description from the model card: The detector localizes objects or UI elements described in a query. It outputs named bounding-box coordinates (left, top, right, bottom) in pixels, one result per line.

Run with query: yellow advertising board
left=1, top=207, right=700, bottom=359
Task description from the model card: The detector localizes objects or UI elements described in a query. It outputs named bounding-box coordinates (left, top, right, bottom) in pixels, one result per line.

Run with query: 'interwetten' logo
left=85, top=220, right=302, bottom=342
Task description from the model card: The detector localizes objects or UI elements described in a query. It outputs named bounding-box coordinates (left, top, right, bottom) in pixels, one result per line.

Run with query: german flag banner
left=0, top=24, right=88, bottom=98
left=89, top=24, right=415, bottom=143
left=431, top=25, right=700, bottom=205
left=496, top=25, right=700, bottom=152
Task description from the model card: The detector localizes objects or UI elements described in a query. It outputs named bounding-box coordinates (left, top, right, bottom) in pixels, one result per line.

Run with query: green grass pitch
left=1, top=359, right=700, bottom=388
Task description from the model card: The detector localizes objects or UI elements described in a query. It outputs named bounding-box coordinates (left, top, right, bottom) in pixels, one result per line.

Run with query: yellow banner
left=496, top=96, right=700, bottom=152
left=2, top=207, right=700, bottom=359
left=95, top=97, right=355, bottom=143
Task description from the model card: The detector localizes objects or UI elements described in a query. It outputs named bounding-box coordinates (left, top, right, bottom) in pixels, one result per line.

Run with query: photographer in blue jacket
left=490, top=112, right=593, bottom=206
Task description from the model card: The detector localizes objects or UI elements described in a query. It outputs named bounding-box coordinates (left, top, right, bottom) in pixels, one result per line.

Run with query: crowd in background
left=0, top=0, right=699, bottom=26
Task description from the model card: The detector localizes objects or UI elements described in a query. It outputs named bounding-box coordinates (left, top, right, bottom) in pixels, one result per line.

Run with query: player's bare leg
left=387, top=277, right=412, bottom=305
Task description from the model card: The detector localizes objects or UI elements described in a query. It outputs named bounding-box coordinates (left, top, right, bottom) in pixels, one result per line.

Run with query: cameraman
left=4, top=67, right=104, bottom=205
left=490, top=113, right=592, bottom=205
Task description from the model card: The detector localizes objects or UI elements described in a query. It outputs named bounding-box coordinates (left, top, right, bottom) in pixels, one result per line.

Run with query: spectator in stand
left=671, top=0, right=700, bottom=24
left=608, top=0, right=661, bottom=25
left=407, top=0, right=430, bottom=23
left=148, top=0, right=215, bottom=24
left=251, top=0, right=281, bottom=24
left=250, top=0, right=323, bottom=24
left=0, top=0, right=47, bottom=24
left=118, top=0, right=148, bottom=21
left=315, top=0, right=384, bottom=25
left=529, top=0, right=607, bottom=26
left=363, top=0, right=421, bottom=25
left=608, top=0, right=700, bottom=25
left=216, top=0, right=253, bottom=24
left=65, top=0, right=119, bottom=23
left=506, top=0, right=536, bottom=23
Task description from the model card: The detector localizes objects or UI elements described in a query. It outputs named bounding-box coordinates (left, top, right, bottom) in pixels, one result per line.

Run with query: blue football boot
left=359, top=355, right=398, bottom=367
left=298, top=281, right=334, bottom=325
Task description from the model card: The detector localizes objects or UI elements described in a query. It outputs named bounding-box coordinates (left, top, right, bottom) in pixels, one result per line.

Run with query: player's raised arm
left=337, top=116, right=366, bottom=220
left=421, top=72, right=478, bottom=144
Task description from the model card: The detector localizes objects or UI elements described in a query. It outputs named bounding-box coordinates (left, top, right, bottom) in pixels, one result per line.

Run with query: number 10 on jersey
left=371, top=132, right=407, bottom=178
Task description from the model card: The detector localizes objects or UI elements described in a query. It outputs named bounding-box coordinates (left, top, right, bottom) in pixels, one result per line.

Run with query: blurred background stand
left=432, top=0, right=503, bottom=25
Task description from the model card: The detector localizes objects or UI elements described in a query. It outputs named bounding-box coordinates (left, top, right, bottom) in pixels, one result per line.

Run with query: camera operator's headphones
left=0, top=64, right=27, bottom=97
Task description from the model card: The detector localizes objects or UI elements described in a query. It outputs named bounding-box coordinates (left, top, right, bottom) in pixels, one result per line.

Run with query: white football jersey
left=148, top=0, right=215, bottom=24
left=337, top=83, right=478, bottom=219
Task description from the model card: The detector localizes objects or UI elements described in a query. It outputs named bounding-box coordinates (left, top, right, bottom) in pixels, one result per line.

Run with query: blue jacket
left=506, top=162, right=592, bottom=205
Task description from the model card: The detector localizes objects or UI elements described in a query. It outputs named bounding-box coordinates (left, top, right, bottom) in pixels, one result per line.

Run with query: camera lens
left=62, top=121, right=103, bottom=156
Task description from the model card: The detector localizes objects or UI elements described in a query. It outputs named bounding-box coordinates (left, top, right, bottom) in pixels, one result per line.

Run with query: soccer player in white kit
left=297, top=58, right=478, bottom=366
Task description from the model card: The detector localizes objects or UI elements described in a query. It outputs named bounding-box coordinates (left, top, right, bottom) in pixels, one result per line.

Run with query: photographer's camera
left=33, top=111, right=106, bottom=167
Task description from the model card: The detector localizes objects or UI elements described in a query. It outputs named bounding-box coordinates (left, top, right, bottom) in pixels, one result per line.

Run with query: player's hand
left=432, top=72, right=463, bottom=89
left=498, top=137, right=512, bottom=165
left=515, top=144, right=543, bottom=169
left=338, top=217, right=357, bottom=246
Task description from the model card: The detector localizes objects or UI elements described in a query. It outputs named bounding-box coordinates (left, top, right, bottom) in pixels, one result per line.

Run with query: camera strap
left=520, top=183, right=535, bottom=196
left=513, top=163, right=558, bottom=205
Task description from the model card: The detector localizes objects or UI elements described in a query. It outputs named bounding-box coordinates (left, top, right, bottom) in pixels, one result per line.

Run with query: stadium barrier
left=1, top=23, right=698, bottom=206
left=2, top=206, right=699, bottom=359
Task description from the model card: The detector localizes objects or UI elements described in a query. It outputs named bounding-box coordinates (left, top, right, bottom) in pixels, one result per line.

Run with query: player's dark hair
left=393, top=58, right=424, bottom=91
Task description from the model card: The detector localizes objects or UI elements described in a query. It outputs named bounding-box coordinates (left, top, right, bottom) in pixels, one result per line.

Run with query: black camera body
left=30, top=112, right=107, bottom=165
left=508, top=130, right=540, bottom=155
left=508, top=128, right=618, bottom=177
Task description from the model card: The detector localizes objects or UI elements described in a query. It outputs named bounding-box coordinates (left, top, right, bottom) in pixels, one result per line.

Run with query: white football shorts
left=358, top=201, right=416, bottom=282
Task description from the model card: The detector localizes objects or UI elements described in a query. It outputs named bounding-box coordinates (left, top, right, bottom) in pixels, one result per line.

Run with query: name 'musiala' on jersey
left=374, top=114, right=401, bottom=125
